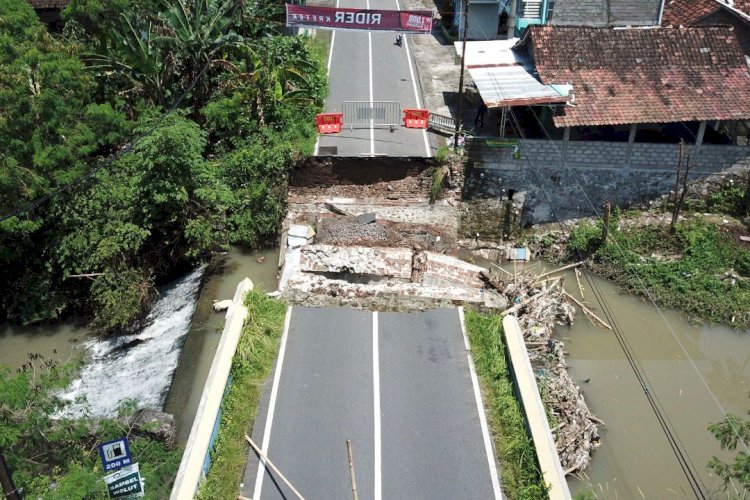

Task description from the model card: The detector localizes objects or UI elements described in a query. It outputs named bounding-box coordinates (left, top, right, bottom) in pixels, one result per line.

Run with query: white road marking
left=373, top=311, right=382, bottom=500
left=368, top=0, right=375, bottom=156
left=458, top=307, right=504, bottom=499
left=252, top=306, right=293, bottom=500
left=397, top=0, right=431, bottom=157
left=313, top=0, right=339, bottom=157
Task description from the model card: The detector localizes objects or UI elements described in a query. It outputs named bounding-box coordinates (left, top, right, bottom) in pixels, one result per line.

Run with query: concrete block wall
left=464, top=138, right=750, bottom=225
left=550, top=0, right=660, bottom=26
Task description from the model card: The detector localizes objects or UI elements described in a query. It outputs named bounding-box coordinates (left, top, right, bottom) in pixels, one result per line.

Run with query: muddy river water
left=1, top=253, right=748, bottom=496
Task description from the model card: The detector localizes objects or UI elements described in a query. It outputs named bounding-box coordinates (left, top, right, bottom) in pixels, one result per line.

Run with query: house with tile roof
left=459, top=24, right=750, bottom=182
left=662, top=0, right=750, bottom=55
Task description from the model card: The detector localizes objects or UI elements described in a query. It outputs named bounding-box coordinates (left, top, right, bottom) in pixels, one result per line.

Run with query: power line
left=459, top=19, right=742, bottom=493
left=504, top=106, right=710, bottom=499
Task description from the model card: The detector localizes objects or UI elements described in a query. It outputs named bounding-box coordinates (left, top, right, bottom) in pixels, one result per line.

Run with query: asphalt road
left=243, top=307, right=501, bottom=500
left=316, top=0, right=433, bottom=157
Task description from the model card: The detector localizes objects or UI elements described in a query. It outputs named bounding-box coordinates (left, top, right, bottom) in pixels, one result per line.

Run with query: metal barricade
left=428, top=112, right=456, bottom=133
left=341, top=101, right=401, bottom=129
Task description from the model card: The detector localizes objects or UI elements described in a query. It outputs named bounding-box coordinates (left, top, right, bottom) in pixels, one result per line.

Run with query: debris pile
left=482, top=266, right=603, bottom=475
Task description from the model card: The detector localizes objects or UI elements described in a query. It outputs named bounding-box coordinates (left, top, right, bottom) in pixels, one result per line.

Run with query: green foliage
left=567, top=219, right=750, bottom=328
left=0, top=0, right=326, bottom=331
left=0, top=357, right=181, bottom=498
left=434, top=146, right=451, bottom=165
left=429, top=166, right=448, bottom=205
left=464, top=311, right=549, bottom=499
left=198, top=291, right=287, bottom=499
left=708, top=402, right=750, bottom=494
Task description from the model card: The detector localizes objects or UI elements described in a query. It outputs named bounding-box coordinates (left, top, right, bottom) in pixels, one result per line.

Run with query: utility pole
left=453, top=0, right=469, bottom=152
left=0, top=449, right=21, bottom=500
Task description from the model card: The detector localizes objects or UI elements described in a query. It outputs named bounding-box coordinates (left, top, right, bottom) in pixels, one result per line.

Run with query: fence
left=341, top=101, right=401, bottom=129
left=428, top=112, right=456, bottom=133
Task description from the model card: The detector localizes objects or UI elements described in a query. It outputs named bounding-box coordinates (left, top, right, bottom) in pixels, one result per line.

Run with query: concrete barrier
left=170, top=278, right=254, bottom=500
left=502, top=315, right=571, bottom=500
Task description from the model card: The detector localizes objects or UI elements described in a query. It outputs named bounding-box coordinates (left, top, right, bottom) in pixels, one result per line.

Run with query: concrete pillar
left=562, top=126, right=571, bottom=160
left=507, top=0, right=517, bottom=38
left=694, top=120, right=707, bottom=157
left=626, top=123, right=637, bottom=167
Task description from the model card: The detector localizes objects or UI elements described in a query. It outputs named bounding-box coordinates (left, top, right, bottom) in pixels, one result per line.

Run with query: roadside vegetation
left=0, top=0, right=326, bottom=333
left=464, top=311, right=549, bottom=499
left=564, top=212, right=750, bottom=329
left=197, top=291, right=287, bottom=499
left=0, top=357, right=181, bottom=498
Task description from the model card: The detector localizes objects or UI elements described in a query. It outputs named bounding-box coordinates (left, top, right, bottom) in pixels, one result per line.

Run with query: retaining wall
left=464, top=139, right=750, bottom=225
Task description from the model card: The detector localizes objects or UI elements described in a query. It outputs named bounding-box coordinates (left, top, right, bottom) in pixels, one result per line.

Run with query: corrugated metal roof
left=454, top=40, right=572, bottom=108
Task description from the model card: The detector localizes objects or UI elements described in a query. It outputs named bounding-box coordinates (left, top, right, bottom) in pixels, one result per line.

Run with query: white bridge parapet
left=503, top=315, right=571, bottom=500
left=170, top=278, right=254, bottom=500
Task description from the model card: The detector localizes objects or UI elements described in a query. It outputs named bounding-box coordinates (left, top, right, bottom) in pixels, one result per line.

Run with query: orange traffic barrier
left=403, top=108, right=429, bottom=129
left=315, top=113, right=343, bottom=134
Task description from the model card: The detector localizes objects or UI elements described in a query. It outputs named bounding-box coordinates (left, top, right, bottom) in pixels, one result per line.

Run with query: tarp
left=285, top=4, right=433, bottom=33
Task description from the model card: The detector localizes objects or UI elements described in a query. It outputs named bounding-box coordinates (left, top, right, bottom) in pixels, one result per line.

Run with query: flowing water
left=163, top=247, right=279, bottom=443
left=556, top=269, right=750, bottom=498
left=461, top=256, right=750, bottom=497
left=57, top=266, right=206, bottom=418
left=0, top=322, right=89, bottom=371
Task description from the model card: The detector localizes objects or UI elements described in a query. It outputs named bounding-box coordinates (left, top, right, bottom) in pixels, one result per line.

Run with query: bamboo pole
left=533, top=261, right=584, bottom=283
left=245, top=435, right=305, bottom=500
left=574, top=267, right=585, bottom=300
left=563, top=291, right=612, bottom=330
left=346, top=439, right=359, bottom=500
left=490, top=262, right=513, bottom=277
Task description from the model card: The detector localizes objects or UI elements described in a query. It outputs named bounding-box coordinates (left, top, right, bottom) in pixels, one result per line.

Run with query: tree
left=708, top=403, right=750, bottom=494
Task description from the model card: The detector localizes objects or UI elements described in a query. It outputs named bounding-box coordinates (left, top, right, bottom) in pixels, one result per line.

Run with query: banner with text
left=285, top=4, right=433, bottom=33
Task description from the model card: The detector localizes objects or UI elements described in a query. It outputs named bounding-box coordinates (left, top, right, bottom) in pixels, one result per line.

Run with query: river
left=558, top=268, right=750, bottom=498
left=0, top=248, right=278, bottom=435
left=2, top=253, right=747, bottom=495
left=163, top=247, right=279, bottom=443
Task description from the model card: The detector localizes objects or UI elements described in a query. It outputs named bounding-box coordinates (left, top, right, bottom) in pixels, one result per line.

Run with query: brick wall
left=464, top=138, right=750, bottom=225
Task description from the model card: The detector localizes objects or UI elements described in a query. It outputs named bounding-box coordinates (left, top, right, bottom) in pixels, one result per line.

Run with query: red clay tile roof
left=662, top=0, right=720, bottom=26
left=524, top=25, right=750, bottom=127
left=727, top=0, right=750, bottom=19
left=26, top=0, right=68, bottom=9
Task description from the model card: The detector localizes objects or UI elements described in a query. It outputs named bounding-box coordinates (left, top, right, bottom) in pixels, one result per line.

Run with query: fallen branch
left=67, top=273, right=104, bottom=279
left=563, top=291, right=612, bottom=330
left=534, top=261, right=583, bottom=284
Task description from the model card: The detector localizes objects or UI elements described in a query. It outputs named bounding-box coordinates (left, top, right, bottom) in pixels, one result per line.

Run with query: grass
left=464, top=311, right=549, bottom=499
left=197, top=291, right=287, bottom=499
left=567, top=218, right=750, bottom=328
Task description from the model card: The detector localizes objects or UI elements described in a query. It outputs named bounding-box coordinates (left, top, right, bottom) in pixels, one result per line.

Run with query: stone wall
left=464, top=138, right=750, bottom=225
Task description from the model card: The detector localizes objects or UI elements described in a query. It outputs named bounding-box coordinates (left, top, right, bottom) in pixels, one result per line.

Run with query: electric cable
left=457, top=21, right=714, bottom=494
left=505, top=106, right=710, bottom=499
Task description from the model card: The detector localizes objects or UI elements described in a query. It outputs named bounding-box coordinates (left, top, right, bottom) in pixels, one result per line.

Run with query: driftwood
left=563, top=291, right=612, bottom=330
left=533, top=261, right=583, bottom=284
left=488, top=270, right=603, bottom=475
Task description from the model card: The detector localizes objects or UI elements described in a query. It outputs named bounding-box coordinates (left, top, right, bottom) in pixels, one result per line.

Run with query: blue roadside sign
left=98, top=437, right=133, bottom=472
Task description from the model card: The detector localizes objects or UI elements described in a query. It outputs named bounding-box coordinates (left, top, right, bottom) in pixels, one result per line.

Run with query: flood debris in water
left=483, top=262, right=604, bottom=476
